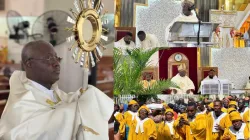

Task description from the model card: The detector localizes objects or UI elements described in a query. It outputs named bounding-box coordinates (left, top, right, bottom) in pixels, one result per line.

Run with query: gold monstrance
left=66, top=0, right=108, bottom=90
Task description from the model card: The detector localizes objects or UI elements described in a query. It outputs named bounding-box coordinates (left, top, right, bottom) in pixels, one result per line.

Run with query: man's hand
left=173, top=89, right=178, bottom=94
left=177, top=118, right=185, bottom=128
left=180, top=119, right=190, bottom=126
left=215, top=124, right=224, bottom=131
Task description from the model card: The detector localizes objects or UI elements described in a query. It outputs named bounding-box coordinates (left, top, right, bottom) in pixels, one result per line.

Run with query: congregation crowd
left=113, top=96, right=250, bottom=140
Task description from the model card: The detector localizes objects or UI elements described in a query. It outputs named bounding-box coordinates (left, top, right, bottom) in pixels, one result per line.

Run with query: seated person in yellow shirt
left=141, top=73, right=156, bottom=89
left=222, top=111, right=250, bottom=140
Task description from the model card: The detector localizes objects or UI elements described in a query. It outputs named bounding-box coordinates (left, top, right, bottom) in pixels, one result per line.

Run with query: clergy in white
left=114, top=32, right=136, bottom=54
left=0, top=40, right=113, bottom=140
left=170, top=64, right=195, bottom=94
left=245, top=76, right=250, bottom=90
left=198, top=69, right=218, bottom=92
left=137, top=31, right=160, bottom=49
left=211, top=26, right=223, bottom=48
left=165, top=0, right=198, bottom=47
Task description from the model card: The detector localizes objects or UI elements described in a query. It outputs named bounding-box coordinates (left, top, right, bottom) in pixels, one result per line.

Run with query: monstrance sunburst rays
left=66, top=0, right=108, bottom=68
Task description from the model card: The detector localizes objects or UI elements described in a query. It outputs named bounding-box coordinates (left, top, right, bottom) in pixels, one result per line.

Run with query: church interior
left=0, top=0, right=114, bottom=139
left=114, top=0, right=250, bottom=98
left=142, top=47, right=250, bottom=94
left=115, top=0, right=250, bottom=48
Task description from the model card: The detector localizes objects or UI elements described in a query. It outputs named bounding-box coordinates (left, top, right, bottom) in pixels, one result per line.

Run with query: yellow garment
left=208, top=102, right=214, bottom=108
left=165, top=109, right=174, bottom=114
left=121, top=110, right=138, bottom=137
left=162, top=103, right=168, bottom=109
left=114, top=112, right=125, bottom=137
left=129, top=118, right=157, bottom=140
left=128, top=100, right=138, bottom=105
left=222, top=123, right=250, bottom=140
left=229, top=111, right=242, bottom=121
left=138, top=105, right=150, bottom=113
left=227, top=108, right=236, bottom=114
left=174, top=114, right=208, bottom=140
left=207, top=111, right=232, bottom=140
left=114, top=112, right=124, bottom=124
left=243, top=109, right=250, bottom=123
left=157, top=121, right=180, bottom=140
left=142, top=80, right=156, bottom=89
left=221, top=107, right=227, bottom=113
left=229, top=101, right=237, bottom=106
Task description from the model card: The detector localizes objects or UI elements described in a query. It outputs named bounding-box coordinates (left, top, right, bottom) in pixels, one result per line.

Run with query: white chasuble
left=170, top=74, right=195, bottom=94
left=0, top=71, right=114, bottom=140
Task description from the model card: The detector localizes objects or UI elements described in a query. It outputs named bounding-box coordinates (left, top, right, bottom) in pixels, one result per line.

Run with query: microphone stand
left=193, top=9, right=201, bottom=46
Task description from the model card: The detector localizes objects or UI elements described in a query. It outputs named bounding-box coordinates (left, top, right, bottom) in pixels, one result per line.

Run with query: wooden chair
left=115, top=27, right=136, bottom=42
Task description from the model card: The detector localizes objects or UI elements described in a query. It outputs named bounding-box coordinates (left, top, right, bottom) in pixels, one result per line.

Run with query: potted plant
left=114, top=47, right=178, bottom=100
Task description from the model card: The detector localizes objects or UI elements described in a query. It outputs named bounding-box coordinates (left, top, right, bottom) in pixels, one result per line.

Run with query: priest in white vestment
left=211, top=26, right=223, bottom=48
left=137, top=31, right=160, bottom=49
left=243, top=28, right=250, bottom=47
left=198, top=69, right=218, bottom=93
left=165, top=0, right=198, bottom=47
left=170, top=64, right=195, bottom=94
left=245, top=76, right=250, bottom=94
left=114, top=32, right=136, bottom=54
left=0, top=40, right=113, bottom=140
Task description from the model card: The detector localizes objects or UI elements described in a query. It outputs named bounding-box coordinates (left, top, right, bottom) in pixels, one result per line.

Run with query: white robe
left=211, top=32, right=223, bottom=48
left=243, top=32, right=250, bottom=47
left=114, top=37, right=136, bottom=55
left=0, top=71, right=113, bottom=140
left=165, top=10, right=198, bottom=47
left=139, top=34, right=160, bottom=49
left=198, top=75, right=218, bottom=92
left=170, top=74, right=195, bottom=94
left=245, top=81, right=250, bottom=94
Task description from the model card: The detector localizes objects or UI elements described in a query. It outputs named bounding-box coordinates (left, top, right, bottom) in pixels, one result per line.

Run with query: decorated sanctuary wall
left=136, top=0, right=182, bottom=46
left=211, top=48, right=250, bottom=89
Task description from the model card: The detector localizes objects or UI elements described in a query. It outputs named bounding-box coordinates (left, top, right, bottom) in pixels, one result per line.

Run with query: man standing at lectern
left=165, top=0, right=198, bottom=47
left=170, top=64, right=195, bottom=94
left=198, top=69, right=218, bottom=93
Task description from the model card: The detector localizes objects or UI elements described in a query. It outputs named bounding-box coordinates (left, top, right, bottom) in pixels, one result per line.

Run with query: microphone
left=188, top=4, right=195, bottom=11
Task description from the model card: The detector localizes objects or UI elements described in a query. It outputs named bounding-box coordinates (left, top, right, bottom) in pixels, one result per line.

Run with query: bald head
left=22, top=40, right=53, bottom=63
left=22, top=40, right=61, bottom=89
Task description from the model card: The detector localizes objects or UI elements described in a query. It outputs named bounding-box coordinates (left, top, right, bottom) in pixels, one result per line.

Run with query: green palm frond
left=140, top=79, right=179, bottom=95
left=114, top=47, right=177, bottom=96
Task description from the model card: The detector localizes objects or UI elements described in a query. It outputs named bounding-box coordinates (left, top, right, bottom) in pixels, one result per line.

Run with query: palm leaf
left=140, top=79, right=179, bottom=95
left=114, top=47, right=178, bottom=96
